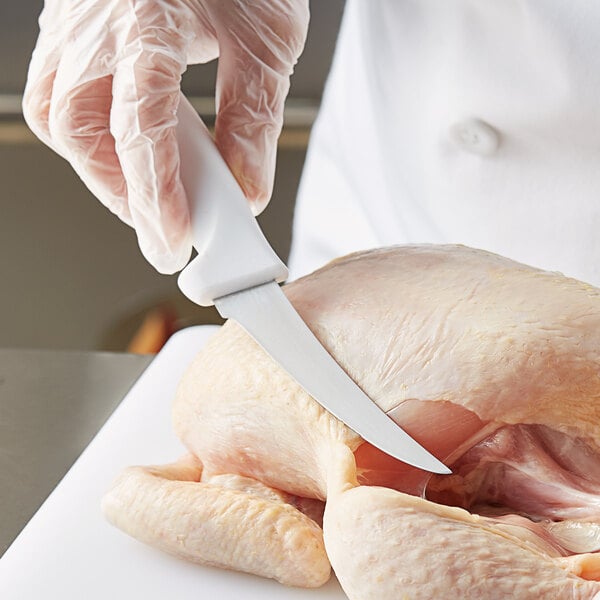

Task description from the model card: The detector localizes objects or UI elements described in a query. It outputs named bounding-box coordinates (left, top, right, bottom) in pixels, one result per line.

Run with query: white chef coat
left=288, top=0, right=600, bottom=286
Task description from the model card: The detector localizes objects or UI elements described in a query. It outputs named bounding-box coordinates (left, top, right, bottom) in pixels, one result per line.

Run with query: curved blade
left=215, top=282, right=451, bottom=475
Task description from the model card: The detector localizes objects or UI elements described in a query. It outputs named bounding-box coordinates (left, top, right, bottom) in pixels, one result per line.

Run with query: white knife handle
left=175, top=94, right=288, bottom=307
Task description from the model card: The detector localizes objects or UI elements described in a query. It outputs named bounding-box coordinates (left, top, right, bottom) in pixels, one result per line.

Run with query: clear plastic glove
left=23, top=0, right=309, bottom=274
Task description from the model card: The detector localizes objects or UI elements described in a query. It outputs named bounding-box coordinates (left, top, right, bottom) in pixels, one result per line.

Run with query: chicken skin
left=103, top=245, right=600, bottom=599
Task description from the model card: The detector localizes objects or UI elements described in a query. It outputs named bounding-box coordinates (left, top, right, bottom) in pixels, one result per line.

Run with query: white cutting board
left=0, top=326, right=346, bottom=599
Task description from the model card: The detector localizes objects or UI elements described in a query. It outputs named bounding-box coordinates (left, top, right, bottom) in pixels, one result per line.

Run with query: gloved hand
left=23, top=0, right=309, bottom=274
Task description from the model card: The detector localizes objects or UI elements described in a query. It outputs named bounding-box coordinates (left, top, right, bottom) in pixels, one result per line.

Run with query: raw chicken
left=102, top=245, right=600, bottom=599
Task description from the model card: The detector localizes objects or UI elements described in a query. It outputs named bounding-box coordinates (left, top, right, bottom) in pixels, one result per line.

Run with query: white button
left=449, top=118, right=500, bottom=156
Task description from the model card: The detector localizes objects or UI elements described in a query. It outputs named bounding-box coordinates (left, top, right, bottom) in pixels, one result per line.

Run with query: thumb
left=211, top=2, right=309, bottom=213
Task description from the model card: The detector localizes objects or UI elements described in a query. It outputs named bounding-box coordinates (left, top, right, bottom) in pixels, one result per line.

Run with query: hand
left=23, top=0, right=309, bottom=273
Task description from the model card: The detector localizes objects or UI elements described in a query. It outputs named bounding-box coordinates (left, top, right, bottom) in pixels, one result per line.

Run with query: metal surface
left=0, top=348, right=152, bottom=556
left=216, top=282, right=451, bottom=474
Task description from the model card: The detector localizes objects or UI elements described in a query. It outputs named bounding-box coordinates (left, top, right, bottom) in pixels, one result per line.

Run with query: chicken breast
left=102, top=244, right=600, bottom=599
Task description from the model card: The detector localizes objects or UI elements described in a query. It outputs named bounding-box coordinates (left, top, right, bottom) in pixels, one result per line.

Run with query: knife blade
left=216, top=282, right=450, bottom=474
left=175, top=94, right=450, bottom=475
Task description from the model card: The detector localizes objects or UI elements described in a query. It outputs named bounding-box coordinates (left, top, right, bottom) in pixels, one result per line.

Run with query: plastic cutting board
left=0, top=325, right=346, bottom=599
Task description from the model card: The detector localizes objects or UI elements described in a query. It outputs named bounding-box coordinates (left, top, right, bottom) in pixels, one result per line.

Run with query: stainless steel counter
left=0, top=349, right=153, bottom=556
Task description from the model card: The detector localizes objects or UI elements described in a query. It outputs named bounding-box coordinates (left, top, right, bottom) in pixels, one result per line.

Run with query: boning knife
left=175, top=95, right=450, bottom=475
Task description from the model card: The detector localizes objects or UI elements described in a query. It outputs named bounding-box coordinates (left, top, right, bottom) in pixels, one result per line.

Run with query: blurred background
left=0, top=1, right=345, bottom=352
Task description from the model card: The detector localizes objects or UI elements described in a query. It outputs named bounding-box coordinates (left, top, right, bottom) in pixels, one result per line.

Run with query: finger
left=23, top=65, right=59, bottom=151
left=22, top=2, right=66, bottom=150
left=182, top=2, right=220, bottom=65
left=209, top=0, right=310, bottom=213
left=110, top=7, right=193, bottom=274
left=45, top=8, right=133, bottom=226
left=48, top=74, right=132, bottom=225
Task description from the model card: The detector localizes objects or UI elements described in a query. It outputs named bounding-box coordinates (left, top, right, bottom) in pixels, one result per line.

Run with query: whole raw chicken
left=102, top=245, right=600, bottom=599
